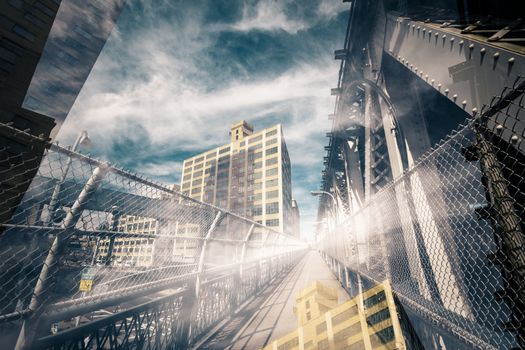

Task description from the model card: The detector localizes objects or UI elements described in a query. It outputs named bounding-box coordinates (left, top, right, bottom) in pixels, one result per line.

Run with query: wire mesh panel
left=318, top=77, right=525, bottom=348
left=0, top=124, right=306, bottom=349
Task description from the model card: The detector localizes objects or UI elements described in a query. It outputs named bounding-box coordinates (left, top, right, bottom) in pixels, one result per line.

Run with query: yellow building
left=263, top=281, right=406, bottom=350
left=179, top=121, right=294, bottom=237
left=96, top=184, right=180, bottom=267
left=96, top=215, right=157, bottom=267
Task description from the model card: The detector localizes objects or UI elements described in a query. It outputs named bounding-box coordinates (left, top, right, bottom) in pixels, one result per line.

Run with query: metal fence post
left=195, top=211, right=223, bottom=298
left=175, top=283, right=196, bottom=349
left=239, top=224, right=255, bottom=279
left=15, top=163, right=109, bottom=350
left=474, top=122, right=525, bottom=346
left=188, top=210, right=223, bottom=343
left=104, top=206, right=120, bottom=266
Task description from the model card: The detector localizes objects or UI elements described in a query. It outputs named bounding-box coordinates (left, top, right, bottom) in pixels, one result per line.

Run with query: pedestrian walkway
left=195, top=250, right=349, bottom=349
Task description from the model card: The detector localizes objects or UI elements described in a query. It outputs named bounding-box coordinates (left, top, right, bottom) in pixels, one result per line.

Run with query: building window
left=219, top=147, right=230, bottom=154
left=12, top=25, right=35, bottom=42
left=8, top=0, right=23, bottom=9
left=266, top=168, right=278, bottom=176
left=316, top=322, right=327, bottom=334
left=266, top=146, right=278, bottom=155
left=266, top=202, right=279, bottom=214
left=266, top=157, right=278, bottom=166
left=266, top=137, right=277, bottom=146
left=266, top=179, right=278, bottom=188
left=34, top=1, right=55, bottom=17
left=366, top=308, right=391, bottom=326
left=266, top=219, right=279, bottom=227
left=250, top=135, right=262, bottom=143
left=277, top=338, right=298, bottom=350
left=24, top=12, right=46, bottom=28
left=267, top=190, right=278, bottom=199
left=0, top=46, right=19, bottom=64
left=363, top=291, right=386, bottom=309
left=183, top=174, right=191, bottom=181
left=191, top=187, right=201, bottom=195
left=266, top=129, right=277, bottom=137
left=251, top=206, right=262, bottom=216
left=370, top=326, right=395, bottom=347
left=332, top=306, right=358, bottom=326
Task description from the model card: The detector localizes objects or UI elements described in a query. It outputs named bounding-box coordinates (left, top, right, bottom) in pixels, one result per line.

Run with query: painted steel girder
left=385, top=14, right=525, bottom=117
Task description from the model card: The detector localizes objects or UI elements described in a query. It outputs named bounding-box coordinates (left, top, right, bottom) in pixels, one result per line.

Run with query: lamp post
left=43, top=130, right=91, bottom=226
left=310, top=190, right=338, bottom=228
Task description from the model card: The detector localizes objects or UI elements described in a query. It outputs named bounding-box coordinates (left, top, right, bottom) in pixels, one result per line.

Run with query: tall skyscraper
left=0, top=0, right=60, bottom=228
left=180, top=121, right=293, bottom=235
left=22, top=0, right=126, bottom=137
left=0, top=0, right=125, bottom=227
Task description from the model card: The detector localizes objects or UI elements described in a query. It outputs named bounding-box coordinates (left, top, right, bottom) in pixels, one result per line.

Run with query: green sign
left=81, top=267, right=96, bottom=280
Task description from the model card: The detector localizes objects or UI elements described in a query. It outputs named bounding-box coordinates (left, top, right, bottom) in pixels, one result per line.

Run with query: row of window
left=184, top=134, right=278, bottom=170
left=184, top=155, right=278, bottom=182
left=363, top=290, right=386, bottom=309
left=183, top=162, right=279, bottom=190
left=249, top=206, right=279, bottom=221
left=101, top=239, right=153, bottom=246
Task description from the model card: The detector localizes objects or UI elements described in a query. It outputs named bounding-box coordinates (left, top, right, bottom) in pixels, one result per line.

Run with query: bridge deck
left=194, top=250, right=349, bottom=350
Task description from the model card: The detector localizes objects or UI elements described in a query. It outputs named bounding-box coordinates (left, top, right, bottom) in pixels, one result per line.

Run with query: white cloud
left=229, top=0, right=348, bottom=34
left=57, top=0, right=342, bottom=240
left=230, top=0, right=307, bottom=34
left=317, top=1, right=349, bottom=19
left=140, top=161, right=183, bottom=178
left=60, top=57, right=337, bottom=156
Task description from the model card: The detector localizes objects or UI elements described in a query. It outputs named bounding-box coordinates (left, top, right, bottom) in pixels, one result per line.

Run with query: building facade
left=264, top=281, right=407, bottom=350
left=95, top=215, right=157, bottom=267
left=95, top=184, right=180, bottom=267
left=180, top=121, right=293, bottom=235
left=0, top=0, right=125, bottom=228
left=0, top=0, right=60, bottom=228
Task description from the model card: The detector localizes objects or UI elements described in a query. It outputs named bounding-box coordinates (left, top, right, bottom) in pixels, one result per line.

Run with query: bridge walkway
left=194, top=250, right=349, bottom=350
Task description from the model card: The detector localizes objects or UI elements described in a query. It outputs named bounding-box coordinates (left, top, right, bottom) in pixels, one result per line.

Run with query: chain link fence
left=318, top=77, right=525, bottom=349
left=0, top=123, right=306, bottom=349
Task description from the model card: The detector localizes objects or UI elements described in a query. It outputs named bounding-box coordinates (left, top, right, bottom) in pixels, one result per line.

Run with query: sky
left=56, top=0, right=350, bottom=240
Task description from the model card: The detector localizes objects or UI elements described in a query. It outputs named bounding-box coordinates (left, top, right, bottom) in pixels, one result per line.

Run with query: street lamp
left=43, top=130, right=91, bottom=226
left=310, top=190, right=337, bottom=206
left=310, top=190, right=339, bottom=232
